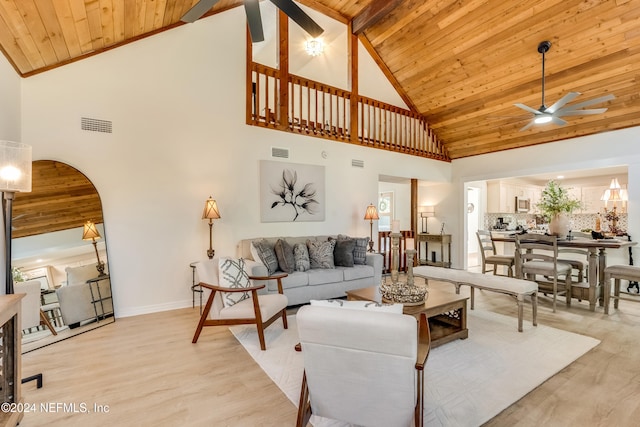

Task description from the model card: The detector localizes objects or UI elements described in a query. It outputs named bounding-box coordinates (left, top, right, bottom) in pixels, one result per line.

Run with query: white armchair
left=56, top=264, right=111, bottom=327
left=295, top=303, right=431, bottom=427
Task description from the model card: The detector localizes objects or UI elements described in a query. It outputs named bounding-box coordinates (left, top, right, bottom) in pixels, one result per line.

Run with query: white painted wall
left=0, top=54, right=21, bottom=141
left=16, top=8, right=449, bottom=317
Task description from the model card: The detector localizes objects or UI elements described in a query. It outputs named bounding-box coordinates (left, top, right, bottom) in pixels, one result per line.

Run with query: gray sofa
left=237, top=235, right=383, bottom=306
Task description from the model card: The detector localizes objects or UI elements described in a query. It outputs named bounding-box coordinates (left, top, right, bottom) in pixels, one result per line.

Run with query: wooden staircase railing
left=248, top=62, right=450, bottom=162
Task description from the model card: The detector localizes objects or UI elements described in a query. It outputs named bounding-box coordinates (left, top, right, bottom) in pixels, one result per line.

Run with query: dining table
left=492, top=233, right=637, bottom=311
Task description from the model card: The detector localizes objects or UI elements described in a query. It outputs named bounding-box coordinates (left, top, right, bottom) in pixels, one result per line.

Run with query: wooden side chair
left=192, top=258, right=288, bottom=350
left=514, top=233, right=573, bottom=312
left=476, top=230, right=515, bottom=277
left=296, top=304, right=430, bottom=427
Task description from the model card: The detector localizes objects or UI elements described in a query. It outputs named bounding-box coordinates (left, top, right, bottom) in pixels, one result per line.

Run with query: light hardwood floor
left=18, top=279, right=640, bottom=426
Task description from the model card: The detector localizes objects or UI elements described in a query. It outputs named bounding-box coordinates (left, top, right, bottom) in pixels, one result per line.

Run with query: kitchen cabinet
left=581, top=186, right=608, bottom=213
left=487, top=182, right=541, bottom=213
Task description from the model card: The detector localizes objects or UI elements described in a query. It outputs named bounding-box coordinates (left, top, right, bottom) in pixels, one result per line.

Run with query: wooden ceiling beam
left=351, top=0, right=403, bottom=35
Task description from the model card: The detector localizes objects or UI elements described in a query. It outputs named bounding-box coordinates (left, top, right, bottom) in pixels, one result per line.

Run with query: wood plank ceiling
left=1, top=0, right=639, bottom=159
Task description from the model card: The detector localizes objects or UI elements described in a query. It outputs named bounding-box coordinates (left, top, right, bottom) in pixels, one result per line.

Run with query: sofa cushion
left=307, top=239, right=336, bottom=269
left=218, top=258, right=251, bottom=308
left=274, top=239, right=295, bottom=273
left=337, top=235, right=369, bottom=265
left=310, top=299, right=403, bottom=314
left=308, top=268, right=343, bottom=286
left=342, top=264, right=375, bottom=281
left=267, top=271, right=309, bottom=292
left=252, top=239, right=279, bottom=275
left=333, top=239, right=356, bottom=267
left=293, top=243, right=311, bottom=272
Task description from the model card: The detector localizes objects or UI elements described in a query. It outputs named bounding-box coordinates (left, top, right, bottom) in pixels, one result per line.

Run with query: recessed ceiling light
left=557, top=175, right=564, bottom=179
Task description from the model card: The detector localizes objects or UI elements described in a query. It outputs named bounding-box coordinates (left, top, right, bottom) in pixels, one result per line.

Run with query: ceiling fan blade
left=544, top=92, right=581, bottom=114
left=557, top=108, right=609, bottom=116
left=557, top=93, right=615, bottom=112
left=270, top=0, right=324, bottom=37
left=181, top=0, right=221, bottom=23
left=244, top=0, right=264, bottom=42
left=520, top=120, right=536, bottom=131
left=551, top=116, right=567, bottom=126
left=514, top=103, right=542, bottom=115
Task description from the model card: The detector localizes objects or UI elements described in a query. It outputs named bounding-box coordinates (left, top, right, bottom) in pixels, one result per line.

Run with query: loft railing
left=248, top=62, right=450, bottom=161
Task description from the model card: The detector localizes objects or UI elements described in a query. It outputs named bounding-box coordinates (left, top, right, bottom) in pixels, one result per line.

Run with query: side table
left=417, top=233, right=452, bottom=268
left=190, top=262, right=203, bottom=314
left=86, top=275, right=113, bottom=321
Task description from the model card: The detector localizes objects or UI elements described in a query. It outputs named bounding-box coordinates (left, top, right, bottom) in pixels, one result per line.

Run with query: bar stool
left=603, top=265, right=640, bottom=314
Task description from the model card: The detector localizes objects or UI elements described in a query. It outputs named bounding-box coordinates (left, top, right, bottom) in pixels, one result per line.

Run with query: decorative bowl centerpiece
left=379, top=282, right=428, bottom=306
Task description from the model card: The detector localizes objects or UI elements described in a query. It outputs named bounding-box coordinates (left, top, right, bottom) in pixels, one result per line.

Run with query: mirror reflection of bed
left=12, top=160, right=114, bottom=353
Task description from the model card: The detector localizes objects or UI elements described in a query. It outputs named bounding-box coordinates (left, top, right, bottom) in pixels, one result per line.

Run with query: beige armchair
left=56, top=264, right=111, bottom=327
left=295, top=304, right=430, bottom=427
left=192, top=258, right=288, bottom=350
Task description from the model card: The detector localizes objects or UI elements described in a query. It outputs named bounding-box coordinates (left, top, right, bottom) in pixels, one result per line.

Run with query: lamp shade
left=202, top=197, right=221, bottom=220
left=420, top=205, right=435, bottom=218
left=82, top=220, right=101, bottom=240
left=0, top=140, right=32, bottom=192
left=363, top=204, right=379, bottom=220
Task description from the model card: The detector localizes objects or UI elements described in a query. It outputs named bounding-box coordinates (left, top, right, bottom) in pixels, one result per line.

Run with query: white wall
left=17, top=7, right=450, bottom=317
left=0, top=54, right=21, bottom=140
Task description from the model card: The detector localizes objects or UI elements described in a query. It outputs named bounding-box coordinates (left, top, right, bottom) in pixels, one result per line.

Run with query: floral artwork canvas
left=260, top=160, right=325, bottom=222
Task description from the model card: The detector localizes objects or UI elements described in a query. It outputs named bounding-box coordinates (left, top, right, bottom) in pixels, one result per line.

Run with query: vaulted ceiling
left=1, top=1, right=638, bottom=159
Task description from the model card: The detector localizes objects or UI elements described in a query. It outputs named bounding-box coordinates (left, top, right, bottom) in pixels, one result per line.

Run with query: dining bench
left=413, top=266, right=538, bottom=332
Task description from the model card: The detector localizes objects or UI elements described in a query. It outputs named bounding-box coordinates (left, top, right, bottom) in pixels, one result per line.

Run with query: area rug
left=230, top=310, right=600, bottom=426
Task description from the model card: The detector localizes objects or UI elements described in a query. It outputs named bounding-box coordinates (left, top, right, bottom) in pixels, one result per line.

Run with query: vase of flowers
left=537, top=180, right=582, bottom=237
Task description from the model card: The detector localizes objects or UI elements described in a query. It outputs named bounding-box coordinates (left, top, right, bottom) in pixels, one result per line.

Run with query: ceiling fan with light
left=181, top=0, right=324, bottom=43
left=514, top=41, right=615, bottom=132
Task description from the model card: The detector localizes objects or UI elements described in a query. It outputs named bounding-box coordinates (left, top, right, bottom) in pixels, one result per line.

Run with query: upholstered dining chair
left=192, top=257, right=288, bottom=350
left=477, top=230, right=515, bottom=277
left=514, top=233, right=573, bottom=312
left=295, top=304, right=430, bottom=427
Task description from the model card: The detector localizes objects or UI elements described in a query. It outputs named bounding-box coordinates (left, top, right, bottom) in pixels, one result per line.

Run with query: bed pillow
left=252, top=239, right=279, bottom=275
left=307, top=239, right=336, bottom=269
left=274, top=239, right=295, bottom=273
left=218, top=258, right=251, bottom=308
left=293, top=243, right=311, bottom=272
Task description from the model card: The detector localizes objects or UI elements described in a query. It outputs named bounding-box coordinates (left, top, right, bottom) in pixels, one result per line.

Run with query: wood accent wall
left=12, top=161, right=103, bottom=239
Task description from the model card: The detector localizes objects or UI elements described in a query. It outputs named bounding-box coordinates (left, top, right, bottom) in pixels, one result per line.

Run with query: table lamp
left=363, top=204, right=379, bottom=252
left=202, top=196, right=221, bottom=259
left=83, top=220, right=106, bottom=276
left=419, top=206, right=435, bottom=233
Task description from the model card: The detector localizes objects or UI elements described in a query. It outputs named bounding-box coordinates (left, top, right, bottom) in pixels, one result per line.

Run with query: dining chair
left=476, top=230, right=515, bottom=277
left=514, top=233, right=573, bottom=312
left=295, top=304, right=430, bottom=427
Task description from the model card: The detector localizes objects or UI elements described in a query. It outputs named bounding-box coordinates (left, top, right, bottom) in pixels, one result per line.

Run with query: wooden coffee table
left=345, top=286, right=469, bottom=348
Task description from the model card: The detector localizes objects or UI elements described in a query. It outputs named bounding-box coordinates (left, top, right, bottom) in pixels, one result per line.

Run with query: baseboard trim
left=116, top=299, right=193, bottom=318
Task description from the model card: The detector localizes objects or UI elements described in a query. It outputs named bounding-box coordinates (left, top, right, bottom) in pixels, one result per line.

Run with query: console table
left=417, top=233, right=452, bottom=268
left=87, top=275, right=113, bottom=321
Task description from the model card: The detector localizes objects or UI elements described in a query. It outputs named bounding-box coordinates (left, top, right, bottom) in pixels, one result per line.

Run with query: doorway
left=467, top=187, right=481, bottom=268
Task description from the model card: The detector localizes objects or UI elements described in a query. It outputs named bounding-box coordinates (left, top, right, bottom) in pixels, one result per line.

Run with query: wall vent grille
left=272, top=147, right=289, bottom=158
left=352, top=159, right=364, bottom=168
left=81, top=117, right=112, bottom=133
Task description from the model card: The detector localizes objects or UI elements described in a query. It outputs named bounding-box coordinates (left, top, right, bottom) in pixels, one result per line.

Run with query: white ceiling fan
left=515, top=41, right=615, bottom=131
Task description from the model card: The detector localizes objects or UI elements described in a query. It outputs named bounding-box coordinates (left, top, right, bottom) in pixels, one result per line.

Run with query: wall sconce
left=0, top=140, right=32, bottom=294
left=418, top=205, right=435, bottom=234
left=363, top=203, right=379, bottom=253
left=202, top=196, right=221, bottom=259
left=83, top=220, right=106, bottom=276
left=305, top=38, right=324, bottom=56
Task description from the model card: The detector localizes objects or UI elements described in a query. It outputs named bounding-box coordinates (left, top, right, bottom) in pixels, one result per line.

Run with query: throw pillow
left=333, top=238, right=356, bottom=267
left=310, top=299, right=403, bottom=314
left=338, top=234, right=369, bottom=265
left=252, top=239, right=279, bottom=275
left=293, top=243, right=311, bottom=272
left=307, top=239, right=336, bottom=269
left=274, top=239, right=295, bottom=273
left=218, top=258, right=252, bottom=308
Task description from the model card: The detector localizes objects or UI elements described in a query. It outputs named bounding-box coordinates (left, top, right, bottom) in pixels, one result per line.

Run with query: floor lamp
left=83, top=220, right=106, bottom=276
left=364, top=204, right=379, bottom=252
left=202, top=196, right=221, bottom=259
left=0, top=141, right=32, bottom=294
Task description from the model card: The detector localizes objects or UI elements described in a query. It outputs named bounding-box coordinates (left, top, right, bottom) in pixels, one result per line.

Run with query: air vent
left=81, top=117, right=112, bottom=133
left=272, top=147, right=289, bottom=158
left=352, top=159, right=364, bottom=168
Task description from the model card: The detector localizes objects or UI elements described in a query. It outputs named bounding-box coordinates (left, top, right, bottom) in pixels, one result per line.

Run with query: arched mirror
left=11, top=160, right=114, bottom=352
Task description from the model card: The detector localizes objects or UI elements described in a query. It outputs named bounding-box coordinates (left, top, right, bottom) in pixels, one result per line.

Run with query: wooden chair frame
left=296, top=312, right=431, bottom=427
left=477, top=230, right=515, bottom=277
left=192, top=275, right=288, bottom=350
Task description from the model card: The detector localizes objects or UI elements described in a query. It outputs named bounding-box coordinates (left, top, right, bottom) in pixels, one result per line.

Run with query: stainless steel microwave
left=515, top=197, right=530, bottom=213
